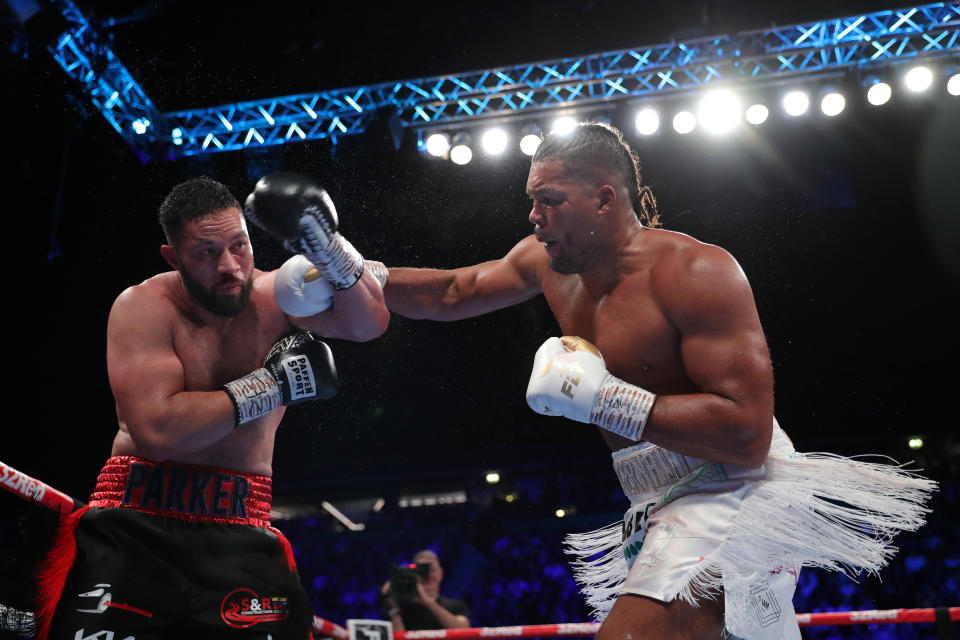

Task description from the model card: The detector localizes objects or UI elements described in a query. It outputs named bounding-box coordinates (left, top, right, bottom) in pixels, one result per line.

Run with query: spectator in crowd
left=379, top=550, right=470, bottom=631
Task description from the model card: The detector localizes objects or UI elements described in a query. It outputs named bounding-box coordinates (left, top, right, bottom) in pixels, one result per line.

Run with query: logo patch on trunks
left=220, top=588, right=289, bottom=628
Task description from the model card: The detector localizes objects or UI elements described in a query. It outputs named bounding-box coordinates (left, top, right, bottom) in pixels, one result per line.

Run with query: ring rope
left=312, top=608, right=960, bottom=638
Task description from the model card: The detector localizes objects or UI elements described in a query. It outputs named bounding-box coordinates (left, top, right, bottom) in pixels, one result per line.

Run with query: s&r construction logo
left=220, top=588, right=289, bottom=629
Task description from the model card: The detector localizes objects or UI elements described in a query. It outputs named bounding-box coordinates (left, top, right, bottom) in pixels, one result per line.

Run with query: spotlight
left=555, top=509, right=566, bottom=518
left=505, top=493, right=517, bottom=503
left=425, top=132, right=450, bottom=157
left=520, top=133, right=542, bottom=155
left=132, top=118, right=150, bottom=135
left=745, top=104, right=769, bottom=125
left=698, top=89, right=741, bottom=134
left=904, top=65, right=933, bottom=92
left=782, top=91, right=810, bottom=116
left=551, top=116, right=577, bottom=135
left=672, top=111, right=696, bottom=134
left=172, top=127, right=184, bottom=146
left=948, top=73, right=960, bottom=96
left=635, top=108, right=660, bottom=135
left=867, top=81, right=892, bottom=106
left=908, top=437, right=924, bottom=450
left=481, top=128, right=508, bottom=155
left=485, top=471, right=500, bottom=484
left=820, top=92, right=846, bottom=117
left=450, top=133, right=473, bottom=165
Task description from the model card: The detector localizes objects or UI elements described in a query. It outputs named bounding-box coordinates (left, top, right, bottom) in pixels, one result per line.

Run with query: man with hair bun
left=369, top=122, right=934, bottom=639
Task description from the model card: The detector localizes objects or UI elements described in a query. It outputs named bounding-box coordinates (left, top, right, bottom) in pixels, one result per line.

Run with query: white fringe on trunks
left=563, top=422, right=937, bottom=637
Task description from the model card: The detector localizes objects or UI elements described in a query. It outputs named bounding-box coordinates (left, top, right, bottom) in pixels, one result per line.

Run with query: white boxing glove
left=526, top=336, right=656, bottom=441
left=526, top=336, right=608, bottom=423
left=274, top=255, right=334, bottom=317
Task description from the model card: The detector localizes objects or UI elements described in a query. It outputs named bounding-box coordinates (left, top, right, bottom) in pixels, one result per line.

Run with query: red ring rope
left=313, top=608, right=959, bottom=638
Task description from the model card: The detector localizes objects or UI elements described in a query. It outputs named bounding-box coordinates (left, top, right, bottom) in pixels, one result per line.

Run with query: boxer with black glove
left=224, top=331, right=338, bottom=427
left=246, top=172, right=387, bottom=319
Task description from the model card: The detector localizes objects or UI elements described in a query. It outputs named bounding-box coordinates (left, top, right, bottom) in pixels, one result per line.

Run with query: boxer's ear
left=160, top=244, right=179, bottom=270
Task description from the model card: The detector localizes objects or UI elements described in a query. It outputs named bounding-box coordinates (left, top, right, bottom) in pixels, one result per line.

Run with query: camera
left=389, top=562, right=431, bottom=601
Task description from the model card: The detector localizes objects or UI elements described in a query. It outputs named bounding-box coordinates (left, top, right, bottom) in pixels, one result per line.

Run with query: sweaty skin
left=107, top=207, right=388, bottom=475
left=384, top=159, right=773, bottom=468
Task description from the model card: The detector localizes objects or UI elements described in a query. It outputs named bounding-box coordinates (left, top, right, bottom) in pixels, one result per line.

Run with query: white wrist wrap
left=286, top=211, right=365, bottom=290
left=223, top=368, right=282, bottom=427
left=365, top=260, right=388, bottom=288
left=590, top=374, right=656, bottom=441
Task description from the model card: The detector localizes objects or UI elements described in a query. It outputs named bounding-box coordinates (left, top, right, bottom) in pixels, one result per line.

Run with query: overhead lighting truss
left=47, top=0, right=164, bottom=161
left=41, top=1, right=960, bottom=160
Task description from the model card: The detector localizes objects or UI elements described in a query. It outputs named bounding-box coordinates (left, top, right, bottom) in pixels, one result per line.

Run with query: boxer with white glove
left=223, top=331, right=338, bottom=427
left=526, top=336, right=656, bottom=441
left=245, top=172, right=367, bottom=292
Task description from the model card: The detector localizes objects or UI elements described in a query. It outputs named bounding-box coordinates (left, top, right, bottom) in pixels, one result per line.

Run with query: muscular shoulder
left=645, top=231, right=752, bottom=324
left=508, top=234, right=549, bottom=280
left=111, top=273, right=180, bottom=321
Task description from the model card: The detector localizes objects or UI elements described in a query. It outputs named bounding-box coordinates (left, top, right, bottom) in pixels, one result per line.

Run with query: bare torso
left=538, top=228, right=705, bottom=451
left=110, top=269, right=292, bottom=474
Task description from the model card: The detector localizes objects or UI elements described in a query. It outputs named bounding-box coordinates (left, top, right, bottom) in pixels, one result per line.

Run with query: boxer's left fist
left=526, top=336, right=609, bottom=423
left=263, top=331, right=338, bottom=404
left=274, top=255, right=334, bottom=317
left=245, top=172, right=365, bottom=290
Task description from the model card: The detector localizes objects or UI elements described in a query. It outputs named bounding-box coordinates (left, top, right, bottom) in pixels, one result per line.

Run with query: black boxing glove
left=223, top=331, right=338, bottom=427
left=244, top=172, right=365, bottom=290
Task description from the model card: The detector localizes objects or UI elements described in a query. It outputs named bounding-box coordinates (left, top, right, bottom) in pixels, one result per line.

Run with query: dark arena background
left=2, top=0, right=958, bottom=638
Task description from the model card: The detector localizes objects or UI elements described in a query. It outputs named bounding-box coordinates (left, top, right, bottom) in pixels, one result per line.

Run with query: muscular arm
left=641, top=245, right=774, bottom=468
left=287, top=269, right=390, bottom=341
left=385, top=235, right=544, bottom=321
left=107, top=287, right=238, bottom=460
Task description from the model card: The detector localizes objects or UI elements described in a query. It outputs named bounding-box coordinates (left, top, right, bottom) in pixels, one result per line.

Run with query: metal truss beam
left=46, top=0, right=163, bottom=161
left=44, top=1, right=960, bottom=160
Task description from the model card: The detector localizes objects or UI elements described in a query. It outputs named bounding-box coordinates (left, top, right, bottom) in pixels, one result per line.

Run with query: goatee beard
left=180, top=267, right=254, bottom=317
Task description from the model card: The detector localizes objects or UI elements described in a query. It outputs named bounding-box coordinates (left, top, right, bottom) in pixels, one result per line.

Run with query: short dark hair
left=532, top=122, right=660, bottom=227
left=158, top=176, right=241, bottom=242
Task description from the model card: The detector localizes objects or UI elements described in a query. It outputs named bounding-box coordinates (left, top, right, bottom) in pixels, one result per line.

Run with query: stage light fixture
left=520, top=134, right=542, bottom=155
left=698, top=90, right=741, bottom=134
left=908, top=437, right=924, bottom=450
left=485, top=471, right=501, bottom=484
left=555, top=509, right=566, bottom=518
left=948, top=73, right=960, bottom=96
left=425, top=132, right=450, bottom=157
left=820, top=92, right=846, bottom=117
left=745, top=104, right=769, bottom=125
left=783, top=91, right=810, bottom=116
left=904, top=65, right=933, bottom=92
left=450, top=133, right=473, bottom=165
left=172, top=127, right=184, bottom=146
left=635, top=108, right=660, bottom=135
left=672, top=111, right=696, bottom=134
left=481, top=127, right=509, bottom=155
left=866, top=81, right=892, bottom=105
left=132, top=118, right=150, bottom=135
left=551, top=116, right=577, bottom=135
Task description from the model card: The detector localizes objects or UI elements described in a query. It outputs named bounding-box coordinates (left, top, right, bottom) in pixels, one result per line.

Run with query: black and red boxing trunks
left=35, top=457, right=313, bottom=640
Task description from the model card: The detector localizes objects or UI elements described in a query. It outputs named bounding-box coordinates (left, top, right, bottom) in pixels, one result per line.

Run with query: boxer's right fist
left=526, top=336, right=608, bottom=423
left=245, top=172, right=365, bottom=290
left=223, top=331, right=338, bottom=427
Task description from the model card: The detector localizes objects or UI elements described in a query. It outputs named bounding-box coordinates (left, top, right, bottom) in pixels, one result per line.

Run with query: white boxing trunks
left=564, top=420, right=936, bottom=639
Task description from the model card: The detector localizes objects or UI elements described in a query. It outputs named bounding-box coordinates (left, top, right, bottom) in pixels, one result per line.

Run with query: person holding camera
left=379, top=550, right=470, bottom=631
